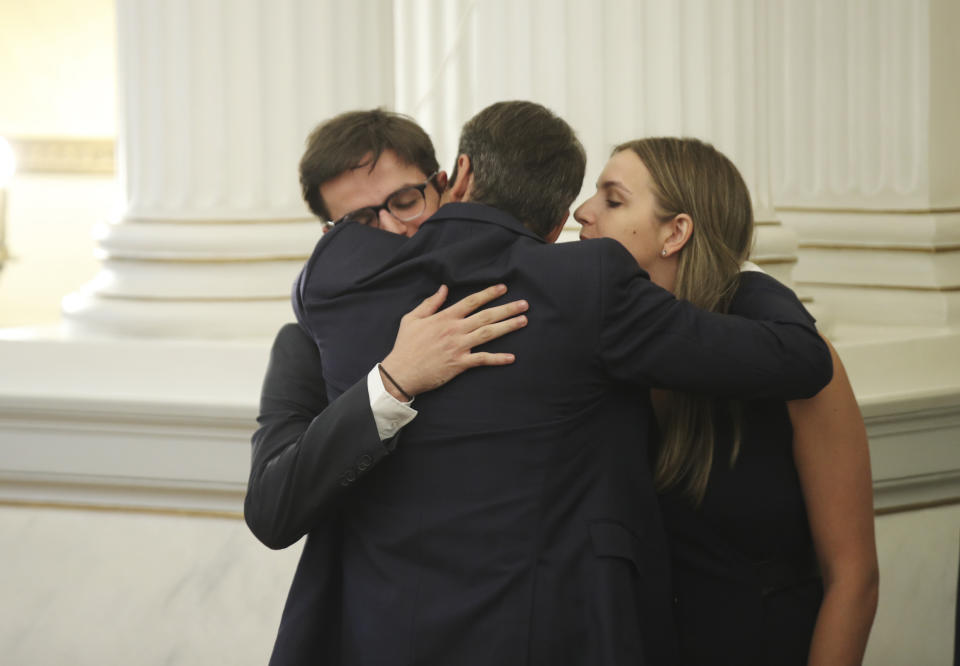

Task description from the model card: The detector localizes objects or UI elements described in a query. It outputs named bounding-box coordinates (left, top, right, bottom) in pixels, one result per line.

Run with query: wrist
left=378, top=361, right=414, bottom=402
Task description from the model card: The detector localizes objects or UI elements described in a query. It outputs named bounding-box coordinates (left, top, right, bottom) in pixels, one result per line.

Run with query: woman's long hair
left=614, top=138, right=755, bottom=504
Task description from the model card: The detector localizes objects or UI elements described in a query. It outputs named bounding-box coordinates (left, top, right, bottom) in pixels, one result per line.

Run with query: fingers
left=464, top=299, right=528, bottom=329
left=465, top=351, right=517, bottom=367
left=464, top=314, right=528, bottom=348
left=445, top=284, right=508, bottom=317
left=408, top=285, right=449, bottom=318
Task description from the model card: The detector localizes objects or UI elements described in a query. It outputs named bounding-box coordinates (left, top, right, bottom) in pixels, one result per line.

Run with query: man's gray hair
left=456, top=101, right=586, bottom=239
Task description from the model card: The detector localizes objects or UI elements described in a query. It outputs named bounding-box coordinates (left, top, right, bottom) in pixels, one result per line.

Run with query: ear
left=447, top=154, right=473, bottom=202
left=433, top=170, right=448, bottom=192
left=662, top=213, right=693, bottom=257
left=544, top=210, right=569, bottom=244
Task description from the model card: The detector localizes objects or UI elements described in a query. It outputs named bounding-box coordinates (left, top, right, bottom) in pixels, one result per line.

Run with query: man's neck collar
left=427, top=202, right=545, bottom=243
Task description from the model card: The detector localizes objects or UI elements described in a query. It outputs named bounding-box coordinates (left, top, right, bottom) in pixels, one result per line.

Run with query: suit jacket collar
left=424, top=202, right=546, bottom=244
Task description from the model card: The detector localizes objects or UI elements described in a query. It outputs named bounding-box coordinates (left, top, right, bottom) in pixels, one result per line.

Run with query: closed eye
left=390, top=188, right=421, bottom=211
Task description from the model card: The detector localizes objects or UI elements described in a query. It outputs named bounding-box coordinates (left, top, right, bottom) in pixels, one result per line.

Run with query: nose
left=573, top=200, right=592, bottom=227
left=377, top=208, right=405, bottom=235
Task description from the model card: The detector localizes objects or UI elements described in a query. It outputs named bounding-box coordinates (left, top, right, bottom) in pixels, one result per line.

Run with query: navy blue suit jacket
left=275, top=202, right=831, bottom=665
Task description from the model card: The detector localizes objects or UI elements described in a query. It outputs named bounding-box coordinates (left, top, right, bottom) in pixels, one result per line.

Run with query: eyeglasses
left=324, top=172, right=439, bottom=230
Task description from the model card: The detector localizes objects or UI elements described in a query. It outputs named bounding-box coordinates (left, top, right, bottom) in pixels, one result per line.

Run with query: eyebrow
left=597, top=179, right=632, bottom=195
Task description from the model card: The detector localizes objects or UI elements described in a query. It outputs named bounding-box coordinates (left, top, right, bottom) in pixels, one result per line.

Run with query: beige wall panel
left=0, top=0, right=115, bottom=137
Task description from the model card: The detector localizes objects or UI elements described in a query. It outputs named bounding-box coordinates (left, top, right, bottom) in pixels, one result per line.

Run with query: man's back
left=298, top=202, right=675, bottom=664
left=296, top=202, right=829, bottom=665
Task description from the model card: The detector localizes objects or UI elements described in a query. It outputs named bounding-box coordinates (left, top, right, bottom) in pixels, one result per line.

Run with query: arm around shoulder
left=598, top=246, right=832, bottom=399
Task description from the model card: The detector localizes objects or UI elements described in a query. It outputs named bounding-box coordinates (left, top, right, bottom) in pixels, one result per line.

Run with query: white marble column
left=393, top=0, right=802, bottom=290
left=62, top=0, right=396, bottom=338
left=770, top=0, right=960, bottom=338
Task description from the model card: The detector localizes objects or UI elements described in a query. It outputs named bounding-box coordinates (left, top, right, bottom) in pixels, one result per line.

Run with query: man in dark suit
left=245, top=109, right=528, bottom=665
left=291, top=101, right=833, bottom=665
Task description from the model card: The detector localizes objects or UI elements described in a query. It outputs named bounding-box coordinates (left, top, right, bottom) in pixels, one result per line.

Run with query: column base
left=62, top=291, right=295, bottom=339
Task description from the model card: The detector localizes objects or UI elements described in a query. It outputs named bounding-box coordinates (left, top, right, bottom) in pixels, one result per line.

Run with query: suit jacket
left=288, top=202, right=832, bottom=666
left=246, top=323, right=395, bottom=665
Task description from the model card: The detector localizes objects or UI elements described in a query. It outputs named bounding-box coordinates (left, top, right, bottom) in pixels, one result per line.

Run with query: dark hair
left=299, top=108, right=439, bottom=221
left=455, top=101, right=586, bottom=239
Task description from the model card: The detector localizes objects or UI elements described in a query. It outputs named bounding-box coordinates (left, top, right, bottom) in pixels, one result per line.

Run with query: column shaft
left=64, top=0, right=395, bottom=338
left=394, top=0, right=799, bottom=288
left=771, top=0, right=960, bottom=335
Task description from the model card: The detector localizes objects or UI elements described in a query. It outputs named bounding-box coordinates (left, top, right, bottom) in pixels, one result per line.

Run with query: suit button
left=357, top=454, right=373, bottom=471
left=343, top=469, right=357, bottom=484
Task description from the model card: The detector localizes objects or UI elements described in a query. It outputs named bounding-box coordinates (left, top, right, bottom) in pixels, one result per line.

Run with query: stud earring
left=661, top=248, right=667, bottom=257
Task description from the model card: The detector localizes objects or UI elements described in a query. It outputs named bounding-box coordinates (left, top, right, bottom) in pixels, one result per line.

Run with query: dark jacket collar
left=423, top=202, right=546, bottom=244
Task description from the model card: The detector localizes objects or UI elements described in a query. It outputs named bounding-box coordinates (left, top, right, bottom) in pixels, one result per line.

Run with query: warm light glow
left=0, top=136, right=15, bottom=188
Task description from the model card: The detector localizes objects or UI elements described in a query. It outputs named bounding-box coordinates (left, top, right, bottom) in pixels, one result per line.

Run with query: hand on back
left=379, top=284, right=528, bottom=399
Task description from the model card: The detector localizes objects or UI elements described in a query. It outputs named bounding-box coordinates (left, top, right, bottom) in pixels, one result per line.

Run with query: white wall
left=0, top=0, right=117, bottom=327
left=0, top=0, right=115, bottom=137
left=0, top=174, right=113, bottom=327
left=868, top=504, right=960, bottom=665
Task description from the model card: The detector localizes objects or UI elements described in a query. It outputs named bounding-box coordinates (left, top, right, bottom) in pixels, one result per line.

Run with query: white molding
left=779, top=209, right=960, bottom=327
left=94, top=219, right=321, bottom=260
left=0, top=332, right=957, bottom=515
left=750, top=220, right=800, bottom=286
left=0, top=393, right=252, bottom=514
left=0, top=475, right=245, bottom=517
left=795, top=284, right=960, bottom=329
left=873, top=472, right=960, bottom=514
left=781, top=210, right=960, bottom=248
left=795, top=248, right=960, bottom=289
left=0, top=334, right=267, bottom=513
left=865, top=399, right=960, bottom=512
left=7, top=137, right=115, bottom=175
left=837, top=332, right=960, bottom=511
left=76, top=259, right=306, bottom=299
left=61, top=293, right=296, bottom=338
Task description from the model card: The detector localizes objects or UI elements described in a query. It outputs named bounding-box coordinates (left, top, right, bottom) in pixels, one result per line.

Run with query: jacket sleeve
left=244, top=323, right=394, bottom=550
left=596, top=240, right=832, bottom=399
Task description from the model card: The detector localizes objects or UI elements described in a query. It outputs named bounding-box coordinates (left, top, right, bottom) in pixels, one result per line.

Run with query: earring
left=661, top=248, right=667, bottom=257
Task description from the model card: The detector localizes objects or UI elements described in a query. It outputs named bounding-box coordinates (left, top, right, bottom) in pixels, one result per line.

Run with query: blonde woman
left=575, top=138, right=879, bottom=665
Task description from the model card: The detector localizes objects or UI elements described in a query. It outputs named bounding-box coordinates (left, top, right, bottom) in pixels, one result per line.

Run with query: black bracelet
left=378, top=363, right=413, bottom=402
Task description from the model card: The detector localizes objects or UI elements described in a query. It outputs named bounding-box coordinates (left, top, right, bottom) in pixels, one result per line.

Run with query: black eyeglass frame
left=323, top=171, right=440, bottom=230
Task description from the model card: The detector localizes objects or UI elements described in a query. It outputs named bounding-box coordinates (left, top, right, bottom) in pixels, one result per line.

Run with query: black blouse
left=658, top=272, right=824, bottom=665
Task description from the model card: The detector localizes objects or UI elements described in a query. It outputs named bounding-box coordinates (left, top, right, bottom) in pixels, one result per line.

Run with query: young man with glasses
left=321, top=168, right=441, bottom=233
left=245, top=108, right=528, bottom=665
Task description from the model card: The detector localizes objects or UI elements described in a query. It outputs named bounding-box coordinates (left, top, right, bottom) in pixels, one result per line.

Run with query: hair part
left=299, top=108, right=439, bottom=221
left=455, top=101, right=586, bottom=239
left=614, top=137, right=754, bottom=504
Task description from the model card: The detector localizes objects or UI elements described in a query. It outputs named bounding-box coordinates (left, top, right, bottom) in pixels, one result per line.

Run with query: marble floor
left=2, top=501, right=958, bottom=665
left=0, top=504, right=301, bottom=666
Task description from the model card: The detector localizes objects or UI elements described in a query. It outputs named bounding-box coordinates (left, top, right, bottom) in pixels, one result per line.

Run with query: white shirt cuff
left=366, top=365, right=418, bottom=441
